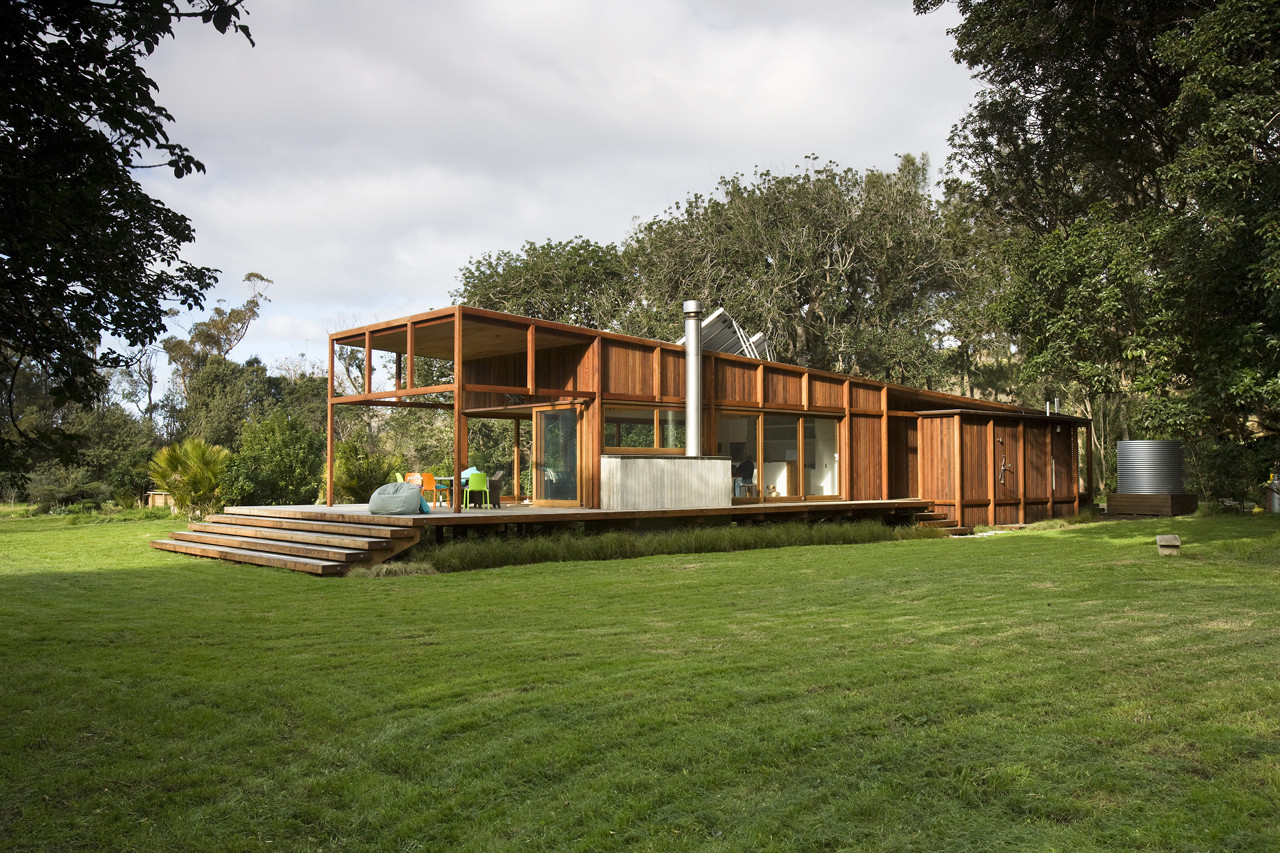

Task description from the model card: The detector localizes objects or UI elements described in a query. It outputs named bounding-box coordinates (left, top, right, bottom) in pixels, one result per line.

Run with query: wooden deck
left=149, top=498, right=968, bottom=575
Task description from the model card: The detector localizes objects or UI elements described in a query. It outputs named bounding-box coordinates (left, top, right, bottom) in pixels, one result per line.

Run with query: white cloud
left=137, top=0, right=976, bottom=367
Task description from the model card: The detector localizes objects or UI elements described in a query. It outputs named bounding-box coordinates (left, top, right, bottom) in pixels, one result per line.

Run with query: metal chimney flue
left=683, top=300, right=703, bottom=457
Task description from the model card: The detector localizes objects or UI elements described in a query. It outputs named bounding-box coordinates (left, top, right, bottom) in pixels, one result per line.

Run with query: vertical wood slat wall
left=913, top=414, right=1084, bottom=525
left=327, top=306, right=1088, bottom=514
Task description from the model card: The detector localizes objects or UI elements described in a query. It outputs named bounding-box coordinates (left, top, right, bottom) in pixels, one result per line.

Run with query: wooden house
left=325, top=303, right=1092, bottom=528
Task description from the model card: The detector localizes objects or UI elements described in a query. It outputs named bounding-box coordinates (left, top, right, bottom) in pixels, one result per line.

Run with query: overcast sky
left=138, top=0, right=977, bottom=369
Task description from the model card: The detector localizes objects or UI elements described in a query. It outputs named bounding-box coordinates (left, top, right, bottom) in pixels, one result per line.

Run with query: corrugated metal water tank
left=1117, top=440, right=1186, bottom=494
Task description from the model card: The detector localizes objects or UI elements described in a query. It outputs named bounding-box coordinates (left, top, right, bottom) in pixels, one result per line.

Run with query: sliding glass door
left=533, top=405, right=581, bottom=505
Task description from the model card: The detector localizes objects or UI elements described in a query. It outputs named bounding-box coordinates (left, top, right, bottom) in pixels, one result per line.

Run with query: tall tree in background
left=917, top=0, right=1280, bottom=450
left=0, top=0, right=253, bottom=478
left=624, top=155, right=959, bottom=386
left=162, top=272, right=270, bottom=397
left=453, top=238, right=634, bottom=332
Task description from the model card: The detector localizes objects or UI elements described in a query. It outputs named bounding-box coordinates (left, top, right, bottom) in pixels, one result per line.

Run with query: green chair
left=462, top=471, right=491, bottom=509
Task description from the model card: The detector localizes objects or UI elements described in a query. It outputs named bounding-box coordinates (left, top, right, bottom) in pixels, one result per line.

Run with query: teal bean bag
left=368, top=482, right=431, bottom=515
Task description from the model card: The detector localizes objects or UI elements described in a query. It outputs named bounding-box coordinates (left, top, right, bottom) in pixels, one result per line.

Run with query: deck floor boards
left=225, top=499, right=935, bottom=529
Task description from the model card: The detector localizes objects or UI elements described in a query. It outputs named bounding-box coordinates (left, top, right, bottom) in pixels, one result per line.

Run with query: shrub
left=1185, top=435, right=1280, bottom=503
left=222, top=408, right=325, bottom=506
left=149, top=438, right=230, bottom=519
left=332, top=439, right=401, bottom=504
left=24, top=463, right=110, bottom=508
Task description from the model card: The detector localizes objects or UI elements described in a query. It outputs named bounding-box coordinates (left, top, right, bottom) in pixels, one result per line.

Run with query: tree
left=161, top=272, right=271, bottom=397
left=113, top=346, right=164, bottom=424
left=452, top=238, right=634, bottom=332
left=918, top=0, right=1280, bottom=444
left=168, top=355, right=274, bottom=449
left=25, top=401, right=160, bottom=507
left=1, top=0, right=253, bottom=477
left=624, top=155, right=958, bottom=385
left=935, top=180, right=1023, bottom=402
left=222, top=407, right=325, bottom=506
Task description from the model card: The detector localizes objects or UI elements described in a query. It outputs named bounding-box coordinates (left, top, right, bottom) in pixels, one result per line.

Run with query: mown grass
left=383, top=519, right=943, bottom=577
left=1, top=513, right=1278, bottom=851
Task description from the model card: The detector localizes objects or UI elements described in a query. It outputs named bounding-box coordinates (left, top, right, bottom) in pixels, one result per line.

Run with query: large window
left=720, top=413, right=841, bottom=501
left=717, top=413, right=759, bottom=500
left=659, top=409, right=686, bottom=450
left=804, top=417, right=839, bottom=497
left=604, top=406, right=686, bottom=454
left=604, top=406, right=654, bottom=449
left=534, top=406, right=580, bottom=504
left=762, top=416, right=800, bottom=498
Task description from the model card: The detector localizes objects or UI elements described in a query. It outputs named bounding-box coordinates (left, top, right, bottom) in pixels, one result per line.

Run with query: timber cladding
left=602, top=340, right=654, bottom=398
left=918, top=418, right=956, bottom=512
left=536, top=343, right=591, bottom=391
left=660, top=349, right=685, bottom=399
left=961, top=417, right=990, bottom=504
left=764, top=368, right=803, bottom=407
left=849, top=383, right=882, bottom=409
left=848, top=414, right=883, bottom=500
left=810, top=376, right=844, bottom=409
left=714, top=358, right=758, bottom=405
left=887, top=416, right=918, bottom=500
left=913, top=415, right=1084, bottom=527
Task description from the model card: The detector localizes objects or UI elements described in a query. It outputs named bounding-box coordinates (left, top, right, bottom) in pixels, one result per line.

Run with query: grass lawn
left=1, top=513, right=1278, bottom=851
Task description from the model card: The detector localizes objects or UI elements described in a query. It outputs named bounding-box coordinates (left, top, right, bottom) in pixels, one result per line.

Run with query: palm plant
left=149, top=438, right=231, bottom=518
left=332, top=440, right=401, bottom=504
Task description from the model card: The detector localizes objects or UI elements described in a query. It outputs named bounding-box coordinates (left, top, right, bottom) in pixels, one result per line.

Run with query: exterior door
left=533, top=404, right=582, bottom=505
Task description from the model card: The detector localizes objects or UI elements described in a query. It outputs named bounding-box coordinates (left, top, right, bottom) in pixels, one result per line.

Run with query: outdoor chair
left=422, top=472, right=450, bottom=506
left=463, top=471, right=491, bottom=509
left=488, top=469, right=504, bottom=505
left=405, top=472, right=423, bottom=487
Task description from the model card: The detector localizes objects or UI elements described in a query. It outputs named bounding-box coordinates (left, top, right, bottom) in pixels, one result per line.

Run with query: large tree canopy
left=452, top=237, right=633, bottom=334
left=623, top=155, right=962, bottom=386
left=0, top=0, right=253, bottom=476
left=917, top=0, right=1280, bottom=439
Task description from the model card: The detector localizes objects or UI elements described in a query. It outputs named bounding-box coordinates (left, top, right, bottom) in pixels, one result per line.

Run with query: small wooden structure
left=1108, top=494, right=1199, bottom=516
left=1157, top=534, right=1182, bottom=556
left=324, top=305, right=1091, bottom=528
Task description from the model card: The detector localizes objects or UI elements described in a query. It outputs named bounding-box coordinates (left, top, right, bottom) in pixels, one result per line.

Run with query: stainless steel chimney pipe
left=683, top=300, right=703, bottom=457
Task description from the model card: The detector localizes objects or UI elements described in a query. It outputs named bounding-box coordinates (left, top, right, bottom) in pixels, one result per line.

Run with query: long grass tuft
left=357, top=519, right=943, bottom=577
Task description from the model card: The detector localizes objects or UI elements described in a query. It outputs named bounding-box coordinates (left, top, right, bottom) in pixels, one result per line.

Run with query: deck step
left=171, top=530, right=369, bottom=562
left=943, top=526, right=975, bottom=537
left=188, top=522, right=394, bottom=551
left=203, top=514, right=417, bottom=539
left=915, top=511, right=949, bottom=522
left=222, top=505, right=425, bottom=527
left=150, top=539, right=347, bottom=575
left=151, top=507, right=423, bottom=575
left=918, top=519, right=956, bottom=529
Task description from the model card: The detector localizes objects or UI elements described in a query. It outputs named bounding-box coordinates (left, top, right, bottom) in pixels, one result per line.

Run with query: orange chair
left=421, top=472, right=450, bottom=506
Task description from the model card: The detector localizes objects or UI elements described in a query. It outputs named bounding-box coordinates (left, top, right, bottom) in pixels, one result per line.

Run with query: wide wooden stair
left=914, top=509, right=974, bottom=537
left=149, top=506, right=424, bottom=575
